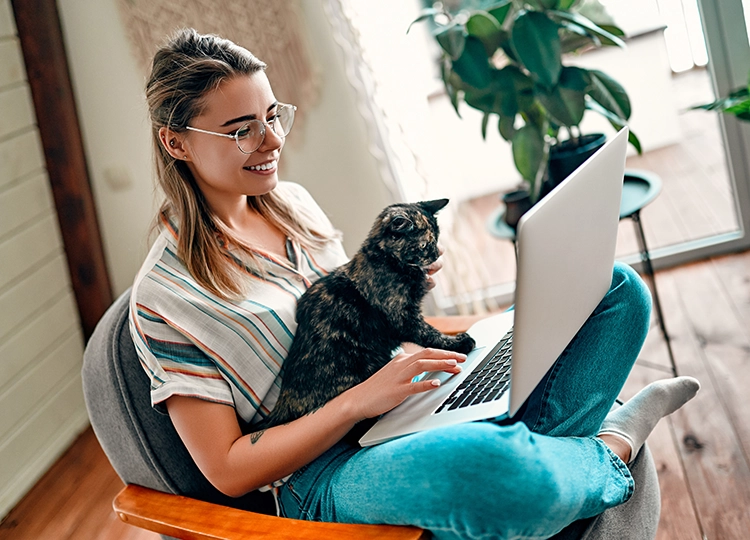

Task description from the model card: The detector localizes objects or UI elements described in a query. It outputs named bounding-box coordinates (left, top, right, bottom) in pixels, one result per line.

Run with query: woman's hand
left=425, top=245, right=445, bottom=290
left=345, top=348, right=467, bottom=421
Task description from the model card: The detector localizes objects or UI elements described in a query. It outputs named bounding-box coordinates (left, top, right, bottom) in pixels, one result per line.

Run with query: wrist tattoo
left=250, top=429, right=266, bottom=445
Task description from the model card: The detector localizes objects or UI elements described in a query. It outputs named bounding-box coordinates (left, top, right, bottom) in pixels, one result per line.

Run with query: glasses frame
left=183, top=103, right=297, bottom=155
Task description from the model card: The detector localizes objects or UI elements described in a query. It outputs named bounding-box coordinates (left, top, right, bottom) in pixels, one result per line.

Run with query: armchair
left=82, top=290, right=661, bottom=539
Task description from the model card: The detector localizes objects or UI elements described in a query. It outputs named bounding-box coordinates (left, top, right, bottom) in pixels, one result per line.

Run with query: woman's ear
left=158, top=126, right=190, bottom=161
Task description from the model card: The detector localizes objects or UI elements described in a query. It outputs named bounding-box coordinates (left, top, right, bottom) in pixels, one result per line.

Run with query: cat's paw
left=451, top=333, right=476, bottom=354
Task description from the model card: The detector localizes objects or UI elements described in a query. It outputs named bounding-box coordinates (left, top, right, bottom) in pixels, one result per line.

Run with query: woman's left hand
left=425, top=245, right=445, bottom=290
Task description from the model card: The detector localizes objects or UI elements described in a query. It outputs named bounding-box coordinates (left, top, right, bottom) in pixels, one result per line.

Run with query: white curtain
left=324, top=0, right=503, bottom=314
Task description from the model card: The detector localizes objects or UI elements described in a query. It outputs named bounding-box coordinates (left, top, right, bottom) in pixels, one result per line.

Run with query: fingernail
left=431, top=379, right=441, bottom=387
left=445, top=359, right=457, bottom=366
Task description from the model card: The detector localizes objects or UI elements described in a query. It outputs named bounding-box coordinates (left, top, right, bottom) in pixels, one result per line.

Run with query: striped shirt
left=129, top=182, right=349, bottom=428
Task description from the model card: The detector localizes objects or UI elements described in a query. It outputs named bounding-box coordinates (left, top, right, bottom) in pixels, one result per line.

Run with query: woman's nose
left=259, top=125, right=284, bottom=152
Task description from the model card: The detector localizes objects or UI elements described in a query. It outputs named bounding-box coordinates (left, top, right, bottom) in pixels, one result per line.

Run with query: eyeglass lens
left=236, top=105, right=296, bottom=154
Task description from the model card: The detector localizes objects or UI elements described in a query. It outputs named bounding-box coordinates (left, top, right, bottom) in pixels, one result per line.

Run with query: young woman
left=130, top=29, right=699, bottom=539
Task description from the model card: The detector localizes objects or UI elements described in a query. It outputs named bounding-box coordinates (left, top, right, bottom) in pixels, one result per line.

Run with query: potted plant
left=410, top=0, right=642, bottom=226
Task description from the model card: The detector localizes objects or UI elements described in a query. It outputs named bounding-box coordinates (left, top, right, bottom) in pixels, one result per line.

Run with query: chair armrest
left=113, top=485, right=429, bottom=540
left=425, top=315, right=487, bottom=335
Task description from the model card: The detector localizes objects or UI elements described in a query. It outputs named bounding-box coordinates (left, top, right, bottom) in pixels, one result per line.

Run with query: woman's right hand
left=345, top=348, right=467, bottom=421
left=166, top=348, right=465, bottom=497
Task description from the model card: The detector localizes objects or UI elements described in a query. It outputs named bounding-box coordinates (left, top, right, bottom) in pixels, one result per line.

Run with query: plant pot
left=502, top=189, right=533, bottom=229
left=541, top=133, right=607, bottom=199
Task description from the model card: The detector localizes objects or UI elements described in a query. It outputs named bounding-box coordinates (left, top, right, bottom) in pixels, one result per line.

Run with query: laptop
left=359, top=127, right=630, bottom=447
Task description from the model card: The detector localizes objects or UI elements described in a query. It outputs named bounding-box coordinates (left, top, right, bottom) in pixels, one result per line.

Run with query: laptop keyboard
left=434, top=329, right=513, bottom=414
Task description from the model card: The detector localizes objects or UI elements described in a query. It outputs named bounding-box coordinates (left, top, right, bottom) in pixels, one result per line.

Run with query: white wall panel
left=0, top=172, right=54, bottom=237
left=0, top=373, right=89, bottom=517
left=0, top=130, right=44, bottom=189
left=0, top=85, right=34, bottom=139
left=0, top=292, right=78, bottom=388
left=0, top=4, right=87, bottom=517
left=0, top=214, right=62, bottom=290
left=0, top=0, right=14, bottom=38
left=0, top=38, right=23, bottom=87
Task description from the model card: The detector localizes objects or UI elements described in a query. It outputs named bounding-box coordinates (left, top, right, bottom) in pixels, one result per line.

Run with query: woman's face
left=178, top=73, right=285, bottom=211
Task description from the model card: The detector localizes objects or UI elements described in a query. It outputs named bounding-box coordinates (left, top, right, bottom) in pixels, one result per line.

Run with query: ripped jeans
left=278, top=262, right=652, bottom=539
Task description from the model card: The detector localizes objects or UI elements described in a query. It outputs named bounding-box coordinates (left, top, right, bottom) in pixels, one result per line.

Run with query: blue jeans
left=278, top=262, right=652, bottom=539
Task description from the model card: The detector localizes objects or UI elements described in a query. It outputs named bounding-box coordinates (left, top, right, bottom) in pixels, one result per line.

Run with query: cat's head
left=365, top=198, right=449, bottom=268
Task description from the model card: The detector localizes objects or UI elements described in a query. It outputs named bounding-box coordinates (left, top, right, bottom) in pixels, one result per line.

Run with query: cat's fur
left=260, top=198, right=475, bottom=429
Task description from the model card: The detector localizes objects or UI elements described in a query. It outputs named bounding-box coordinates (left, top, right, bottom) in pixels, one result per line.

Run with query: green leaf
left=481, top=112, right=490, bottom=140
left=588, top=69, right=631, bottom=119
left=585, top=97, right=642, bottom=153
left=536, top=66, right=590, bottom=126
left=559, top=22, right=601, bottom=52
left=464, top=87, right=495, bottom=112
left=599, top=24, right=625, bottom=37
left=724, top=99, right=750, bottom=120
left=407, top=7, right=441, bottom=34
left=451, top=36, right=493, bottom=89
left=511, top=10, right=562, bottom=88
left=523, top=102, right=549, bottom=131
left=434, top=21, right=466, bottom=60
left=512, top=123, right=545, bottom=182
left=526, top=0, right=559, bottom=9
left=498, top=115, right=516, bottom=141
left=691, top=86, right=750, bottom=118
left=466, top=11, right=504, bottom=56
left=558, top=0, right=580, bottom=8
left=628, top=130, right=643, bottom=154
left=440, top=61, right=462, bottom=117
left=487, top=1, right=513, bottom=25
left=492, top=65, right=535, bottom=117
left=497, top=28, right=518, bottom=62
left=548, top=10, right=626, bottom=48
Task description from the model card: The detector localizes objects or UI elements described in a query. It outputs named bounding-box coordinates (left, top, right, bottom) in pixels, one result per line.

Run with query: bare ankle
left=598, top=433, right=632, bottom=463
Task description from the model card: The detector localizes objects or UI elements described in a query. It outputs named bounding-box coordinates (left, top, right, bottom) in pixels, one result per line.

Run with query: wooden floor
left=1, top=249, right=750, bottom=539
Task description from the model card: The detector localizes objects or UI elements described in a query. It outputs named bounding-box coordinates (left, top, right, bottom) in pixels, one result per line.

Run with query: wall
left=281, top=1, right=392, bottom=254
left=0, top=0, right=88, bottom=519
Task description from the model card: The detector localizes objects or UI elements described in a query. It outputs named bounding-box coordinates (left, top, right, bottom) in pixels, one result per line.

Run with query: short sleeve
left=130, top=302, right=235, bottom=414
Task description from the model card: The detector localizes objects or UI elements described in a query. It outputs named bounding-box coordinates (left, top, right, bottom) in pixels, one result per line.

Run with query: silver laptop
left=359, top=127, right=629, bottom=447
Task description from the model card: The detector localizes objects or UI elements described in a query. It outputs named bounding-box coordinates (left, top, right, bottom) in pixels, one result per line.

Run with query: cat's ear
left=419, top=198, right=449, bottom=215
left=388, top=214, right=414, bottom=233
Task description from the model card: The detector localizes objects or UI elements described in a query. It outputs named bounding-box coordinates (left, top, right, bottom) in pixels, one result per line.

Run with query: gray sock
left=598, top=376, right=700, bottom=463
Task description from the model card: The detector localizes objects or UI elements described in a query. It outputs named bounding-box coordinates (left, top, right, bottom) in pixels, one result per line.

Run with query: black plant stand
left=619, top=172, right=677, bottom=376
left=488, top=169, right=678, bottom=377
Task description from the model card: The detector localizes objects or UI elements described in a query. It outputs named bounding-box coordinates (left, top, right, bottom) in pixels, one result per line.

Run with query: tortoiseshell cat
left=261, top=199, right=475, bottom=429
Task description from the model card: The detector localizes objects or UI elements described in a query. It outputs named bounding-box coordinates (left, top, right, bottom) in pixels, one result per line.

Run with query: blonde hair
left=146, top=28, right=333, bottom=299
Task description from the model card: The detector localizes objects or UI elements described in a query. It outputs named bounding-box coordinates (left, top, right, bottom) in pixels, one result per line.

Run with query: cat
left=260, top=198, right=476, bottom=430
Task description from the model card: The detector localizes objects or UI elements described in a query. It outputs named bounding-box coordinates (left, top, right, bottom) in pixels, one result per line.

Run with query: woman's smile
left=244, top=159, right=278, bottom=175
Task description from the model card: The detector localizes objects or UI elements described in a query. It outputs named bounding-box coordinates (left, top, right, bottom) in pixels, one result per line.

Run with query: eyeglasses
left=184, top=103, right=296, bottom=154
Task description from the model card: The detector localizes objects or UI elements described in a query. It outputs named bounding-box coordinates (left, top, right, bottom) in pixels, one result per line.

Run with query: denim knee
left=609, top=262, right=652, bottom=328
left=413, top=423, right=580, bottom=539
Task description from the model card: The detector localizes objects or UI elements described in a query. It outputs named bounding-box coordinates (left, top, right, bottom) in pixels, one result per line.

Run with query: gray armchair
left=82, top=290, right=660, bottom=539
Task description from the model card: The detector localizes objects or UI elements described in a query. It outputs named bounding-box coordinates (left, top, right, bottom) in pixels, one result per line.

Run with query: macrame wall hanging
left=115, top=0, right=318, bottom=136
